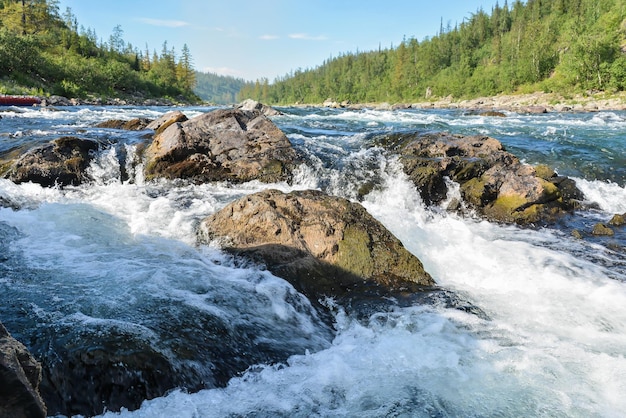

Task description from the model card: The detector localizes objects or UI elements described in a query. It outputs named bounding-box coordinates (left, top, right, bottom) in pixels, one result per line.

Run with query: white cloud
left=260, top=34, right=279, bottom=40
left=136, top=18, right=190, bottom=28
left=288, top=33, right=328, bottom=41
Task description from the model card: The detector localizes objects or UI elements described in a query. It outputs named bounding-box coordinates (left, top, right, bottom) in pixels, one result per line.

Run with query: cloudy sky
left=57, top=0, right=501, bottom=81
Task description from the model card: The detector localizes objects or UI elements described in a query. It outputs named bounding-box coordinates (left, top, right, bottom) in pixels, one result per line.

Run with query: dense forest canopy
left=194, top=71, right=251, bottom=104
left=240, top=0, right=626, bottom=104
left=0, top=0, right=198, bottom=100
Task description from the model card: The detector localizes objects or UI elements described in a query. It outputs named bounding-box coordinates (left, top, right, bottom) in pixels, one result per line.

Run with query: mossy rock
left=336, top=226, right=374, bottom=278
left=608, top=213, right=626, bottom=227
left=484, top=194, right=541, bottom=224
left=404, top=164, right=447, bottom=205
left=460, top=177, right=489, bottom=207
left=535, top=164, right=556, bottom=180
left=538, top=178, right=561, bottom=202
left=592, top=223, right=615, bottom=236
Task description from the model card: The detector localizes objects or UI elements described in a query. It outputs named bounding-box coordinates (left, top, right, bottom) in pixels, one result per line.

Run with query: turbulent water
left=1, top=105, right=625, bottom=418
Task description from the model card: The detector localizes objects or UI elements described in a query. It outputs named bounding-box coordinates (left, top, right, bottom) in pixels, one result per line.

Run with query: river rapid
left=1, top=105, right=625, bottom=417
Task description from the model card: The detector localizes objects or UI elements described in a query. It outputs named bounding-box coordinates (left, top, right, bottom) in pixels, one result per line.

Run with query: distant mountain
left=194, top=72, right=252, bottom=104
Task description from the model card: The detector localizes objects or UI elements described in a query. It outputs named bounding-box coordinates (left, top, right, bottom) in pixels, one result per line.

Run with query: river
left=1, top=105, right=625, bottom=417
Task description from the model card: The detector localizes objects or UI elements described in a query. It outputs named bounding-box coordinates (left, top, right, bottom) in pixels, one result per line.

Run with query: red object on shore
left=0, top=95, right=41, bottom=106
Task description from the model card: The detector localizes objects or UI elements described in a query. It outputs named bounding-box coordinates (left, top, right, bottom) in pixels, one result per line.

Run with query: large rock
left=198, top=189, right=435, bottom=300
left=394, top=132, right=583, bottom=225
left=143, top=108, right=298, bottom=183
left=1, top=136, right=100, bottom=187
left=0, top=322, right=47, bottom=418
left=236, top=99, right=282, bottom=116
left=145, top=110, right=188, bottom=135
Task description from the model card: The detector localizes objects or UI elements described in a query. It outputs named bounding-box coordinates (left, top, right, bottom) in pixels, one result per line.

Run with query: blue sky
left=56, top=0, right=502, bottom=81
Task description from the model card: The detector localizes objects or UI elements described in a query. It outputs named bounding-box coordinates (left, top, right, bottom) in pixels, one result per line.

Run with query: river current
left=1, top=105, right=625, bottom=417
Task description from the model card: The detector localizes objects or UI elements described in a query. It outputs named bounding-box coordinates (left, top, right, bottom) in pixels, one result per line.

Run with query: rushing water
left=1, top=105, right=625, bottom=417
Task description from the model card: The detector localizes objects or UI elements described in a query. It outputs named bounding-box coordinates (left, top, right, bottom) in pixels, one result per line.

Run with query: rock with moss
left=395, top=132, right=583, bottom=225
left=1, top=136, right=100, bottom=187
left=198, top=189, right=435, bottom=301
left=608, top=213, right=626, bottom=227
left=0, top=321, right=47, bottom=418
left=143, top=108, right=298, bottom=183
left=592, top=223, right=615, bottom=236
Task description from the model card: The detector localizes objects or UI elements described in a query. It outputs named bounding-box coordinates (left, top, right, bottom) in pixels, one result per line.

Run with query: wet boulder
left=395, top=132, right=583, bottom=225
left=95, top=118, right=152, bottom=130
left=608, top=213, right=626, bottom=227
left=1, top=136, right=100, bottom=187
left=0, top=322, right=47, bottom=418
left=143, top=108, right=298, bottom=183
left=145, top=110, right=188, bottom=135
left=198, top=189, right=435, bottom=301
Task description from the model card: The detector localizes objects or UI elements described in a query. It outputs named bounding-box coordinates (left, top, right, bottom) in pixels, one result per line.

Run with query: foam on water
left=3, top=105, right=625, bottom=417
left=81, top=160, right=626, bottom=418
left=575, top=178, right=626, bottom=214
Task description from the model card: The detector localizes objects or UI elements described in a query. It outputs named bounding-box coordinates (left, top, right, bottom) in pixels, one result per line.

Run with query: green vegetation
left=194, top=71, right=251, bottom=104
left=240, top=0, right=626, bottom=104
left=0, top=0, right=198, bottom=101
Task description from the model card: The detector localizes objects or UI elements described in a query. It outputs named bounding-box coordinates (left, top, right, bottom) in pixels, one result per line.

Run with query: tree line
left=240, top=0, right=626, bottom=104
left=0, top=0, right=197, bottom=100
left=194, top=71, right=250, bottom=104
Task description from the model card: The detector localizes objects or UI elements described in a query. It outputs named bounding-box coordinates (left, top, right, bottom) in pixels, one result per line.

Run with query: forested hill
left=194, top=71, right=251, bottom=104
left=240, top=0, right=626, bottom=104
left=0, top=0, right=198, bottom=101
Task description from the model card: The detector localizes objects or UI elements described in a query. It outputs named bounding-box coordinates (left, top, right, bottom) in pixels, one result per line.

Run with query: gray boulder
left=143, top=108, right=298, bottom=183
left=198, top=189, right=435, bottom=300
left=394, top=132, right=583, bottom=225
left=1, top=136, right=99, bottom=187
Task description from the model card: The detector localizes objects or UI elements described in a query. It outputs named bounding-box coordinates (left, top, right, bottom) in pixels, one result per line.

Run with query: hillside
left=0, top=0, right=198, bottom=102
left=240, top=0, right=626, bottom=104
left=194, top=71, right=251, bottom=104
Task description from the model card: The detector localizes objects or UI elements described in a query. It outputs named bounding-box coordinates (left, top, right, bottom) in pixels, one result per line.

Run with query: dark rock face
left=143, top=108, right=298, bottom=183
left=198, top=189, right=435, bottom=301
left=1, top=136, right=100, bottom=187
left=38, top=328, right=207, bottom=417
left=395, top=132, right=583, bottom=225
left=0, top=322, right=47, bottom=418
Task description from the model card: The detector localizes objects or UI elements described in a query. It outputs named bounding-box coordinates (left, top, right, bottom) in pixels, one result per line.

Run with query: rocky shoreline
left=17, top=90, right=626, bottom=113
left=319, top=91, right=626, bottom=113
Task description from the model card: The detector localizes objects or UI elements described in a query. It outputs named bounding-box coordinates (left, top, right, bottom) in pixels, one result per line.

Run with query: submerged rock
left=198, top=189, right=435, bottom=301
left=143, top=108, right=298, bottom=183
left=95, top=118, right=152, bottom=131
left=1, top=136, right=100, bottom=187
left=608, top=213, right=626, bottom=227
left=592, top=223, right=615, bottom=236
left=394, top=132, right=583, bottom=225
left=0, top=322, right=47, bottom=418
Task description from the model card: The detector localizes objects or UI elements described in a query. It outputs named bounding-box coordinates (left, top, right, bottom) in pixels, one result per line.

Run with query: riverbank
left=318, top=91, right=626, bottom=113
